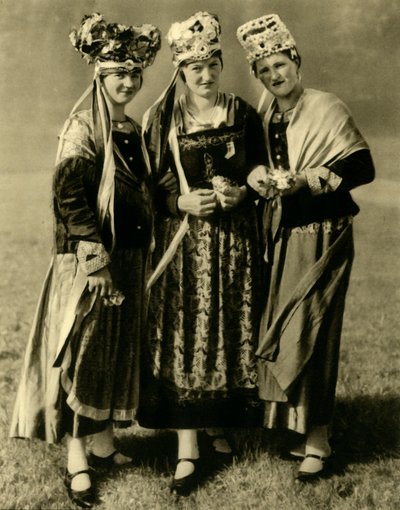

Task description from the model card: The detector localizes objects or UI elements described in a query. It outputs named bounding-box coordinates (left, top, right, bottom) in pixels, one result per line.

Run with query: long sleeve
left=151, top=149, right=182, bottom=218
left=244, top=106, right=268, bottom=200
left=244, top=106, right=268, bottom=169
left=329, top=149, right=375, bottom=191
left=53, top=156, right=113, bottom=273
left=304, top=149, right=375, bottom=195
left=53, top=157, right=101, bottom=245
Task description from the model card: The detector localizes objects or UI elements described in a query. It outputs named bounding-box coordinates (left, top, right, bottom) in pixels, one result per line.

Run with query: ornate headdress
left=237, top=14, right=297, bottom=66
left=69, top=13, right=161, bottom=75
left=56, top=14, right=161, bottom=251
left=166, top=11, right=221, bottom=66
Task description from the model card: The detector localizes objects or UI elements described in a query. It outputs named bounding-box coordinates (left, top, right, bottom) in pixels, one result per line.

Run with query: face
left=255, top=53, right=300, bottom=99
left=181, top=56, right=222, bottom=99
left=102, top=69, right=142, bottom=106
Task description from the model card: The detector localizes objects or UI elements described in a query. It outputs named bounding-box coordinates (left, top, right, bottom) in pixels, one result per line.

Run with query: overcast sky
left=0, top=0, right=398, bottom=174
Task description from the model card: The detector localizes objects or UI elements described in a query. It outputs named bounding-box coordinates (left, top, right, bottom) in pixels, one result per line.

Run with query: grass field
left=0, top=171, right=399, bottom=509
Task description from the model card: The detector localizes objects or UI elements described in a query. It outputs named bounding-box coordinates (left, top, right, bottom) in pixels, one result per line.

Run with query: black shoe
left=296, top=453, right=330, bottom=482
left=280, top=445, right=305, bottom=462
left=170, top=458, right=200, bottom=497
left=64, top=469, right=94, bottom=508
left=201, top=432, right=235, bottom=467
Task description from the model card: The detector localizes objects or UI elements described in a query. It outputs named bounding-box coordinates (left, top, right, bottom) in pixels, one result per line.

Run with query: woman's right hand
left=158, top=170, right=178, bottom=193
left=87, top=266, right=114, bottom=298
left=177, top=189, right=217, bottom=217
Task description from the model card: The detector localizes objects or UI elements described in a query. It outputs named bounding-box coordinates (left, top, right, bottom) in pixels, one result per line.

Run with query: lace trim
left=57, top=111, right=96, bottom=163
left=305, top=166, right=343, bottom=195
left=287, top=216, right=353, bottom=235
left=179, top=129, right=244, bottom=151
left=327, top=171, right=342, bottom=192
left=76, top=241, right=111, bottom=275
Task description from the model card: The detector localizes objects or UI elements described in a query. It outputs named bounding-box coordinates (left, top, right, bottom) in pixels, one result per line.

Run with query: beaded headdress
left=167, top=11, right=221, bottom=66
left=236, top=14, right=297, bottom=65
left=57, top=13, right=161, bottom=250
left=69, top=13, right=161, bottom=75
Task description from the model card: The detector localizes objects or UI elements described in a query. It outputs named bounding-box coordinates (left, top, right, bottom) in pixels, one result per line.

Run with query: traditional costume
left=237, top=14, right=375, bottom=435
left=138, top=12, right=267, bottom=429
left=10, top=13, right=161, bottom=443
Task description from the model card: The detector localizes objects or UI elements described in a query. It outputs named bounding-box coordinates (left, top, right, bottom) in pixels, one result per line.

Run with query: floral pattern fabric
left=149, top=208, right=260, bottom=399
left=138, top=95, right=266, bottom=428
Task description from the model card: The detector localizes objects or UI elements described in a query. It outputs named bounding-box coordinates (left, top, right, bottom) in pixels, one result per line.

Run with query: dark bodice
left=268, top=120, right=290, bottom=171
left=53, top=127, right=152, bottom=253
left=111, top=131, right=152, bottom=249
left=157, top=98, right=267, bottom=218
left=177, top=123, right=248, bottom=188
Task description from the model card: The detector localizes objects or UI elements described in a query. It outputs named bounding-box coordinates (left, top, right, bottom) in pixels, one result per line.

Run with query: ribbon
left=145, top=109, right=191, bottom=291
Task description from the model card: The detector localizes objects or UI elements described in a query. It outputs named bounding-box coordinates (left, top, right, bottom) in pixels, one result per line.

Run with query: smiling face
left=101, top=69, right=142, bottom=106
left=181, top=55, right=222, bottom=99
left=255, top=52, right=301, bottom=100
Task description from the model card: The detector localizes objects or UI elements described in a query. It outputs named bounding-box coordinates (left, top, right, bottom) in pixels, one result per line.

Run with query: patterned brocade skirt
left=138, top=203, right=262, bottom=429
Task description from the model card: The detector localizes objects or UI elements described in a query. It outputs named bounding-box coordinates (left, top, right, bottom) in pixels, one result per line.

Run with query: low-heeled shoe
left=64, top=469, right=95, bottom=508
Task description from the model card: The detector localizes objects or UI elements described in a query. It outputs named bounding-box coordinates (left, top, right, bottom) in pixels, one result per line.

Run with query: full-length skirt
left=138, top=203, right=262, bottom=428
left=10, top=247, right=147, bottom=443
left=257, top=217, right=354, bottom=435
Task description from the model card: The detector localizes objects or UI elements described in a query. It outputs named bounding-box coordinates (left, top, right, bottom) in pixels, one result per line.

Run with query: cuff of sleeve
left=305, top=166, right=342, bottom=195
left=166, top=193, right=183, bottom=218
left=326, top=171, right=342, bottom=192
left=76, top=241, right=111, bottom=275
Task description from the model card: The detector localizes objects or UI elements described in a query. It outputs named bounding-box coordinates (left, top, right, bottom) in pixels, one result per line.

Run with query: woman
left=237, top=14, right=374, bottom=481
left=10, top=13, right=161, bottom=507
left=138, top=12, right=267, bottom=495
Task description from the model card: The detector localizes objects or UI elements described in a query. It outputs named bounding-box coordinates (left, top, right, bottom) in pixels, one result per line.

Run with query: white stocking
left=67, top=436, right=91, bottom=491
left=175, top=429, right=199, bottom=479
left=300, top=425, right=331, bottom=474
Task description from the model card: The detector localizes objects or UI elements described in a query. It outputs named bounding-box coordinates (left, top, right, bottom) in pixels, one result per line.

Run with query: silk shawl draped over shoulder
left=264, top=88, right=369, bottom=172
left=263, top=88, right=369, bottom=242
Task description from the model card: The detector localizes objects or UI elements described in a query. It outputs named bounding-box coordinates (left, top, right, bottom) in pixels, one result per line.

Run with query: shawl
left=263, top=88, right=369, bottom=244
left=256, top=223, right=354, bottom=393
left=264, top=88, right=368, bottom=172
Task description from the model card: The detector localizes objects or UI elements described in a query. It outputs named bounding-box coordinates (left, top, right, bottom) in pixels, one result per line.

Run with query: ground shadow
left=258, top=393, right=400, bottom=476
left=111, top=393, right=399, bottom=480
left=114, top=428, right=177, bottom=475
left=333, top=394, right=400, bottom=464
left=113, top=428, right=237, bottom=490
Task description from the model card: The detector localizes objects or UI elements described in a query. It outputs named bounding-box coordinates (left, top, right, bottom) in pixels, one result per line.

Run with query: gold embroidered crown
left=166, top=11, right=221, bottom=66
left=236, top=14, right=296, bottom=65
left=69, top=13, right=161, bottom=68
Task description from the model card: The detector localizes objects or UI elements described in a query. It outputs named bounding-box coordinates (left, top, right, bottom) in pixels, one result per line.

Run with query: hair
left=179, top=50, right=223, bottom=82
left=99, top=68, right=143, bottom=89
left=252, top=47, right=301, bottom=76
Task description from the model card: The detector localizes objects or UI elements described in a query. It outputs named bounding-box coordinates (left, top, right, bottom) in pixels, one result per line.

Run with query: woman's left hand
left=281, top=173, right=307, bottom=196
left=218, top=185, right=247, bottom=210
left=87, top=266, right=115, bottom=298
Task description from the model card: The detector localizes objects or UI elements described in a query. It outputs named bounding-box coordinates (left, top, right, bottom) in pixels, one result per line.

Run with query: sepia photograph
left=0, top=0, right=399, bottom=508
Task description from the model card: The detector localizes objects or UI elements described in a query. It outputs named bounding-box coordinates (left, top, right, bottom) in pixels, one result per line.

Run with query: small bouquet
left=248, top=166, right=296, bottom=199
left=211, top=175, right=241, bottom=203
